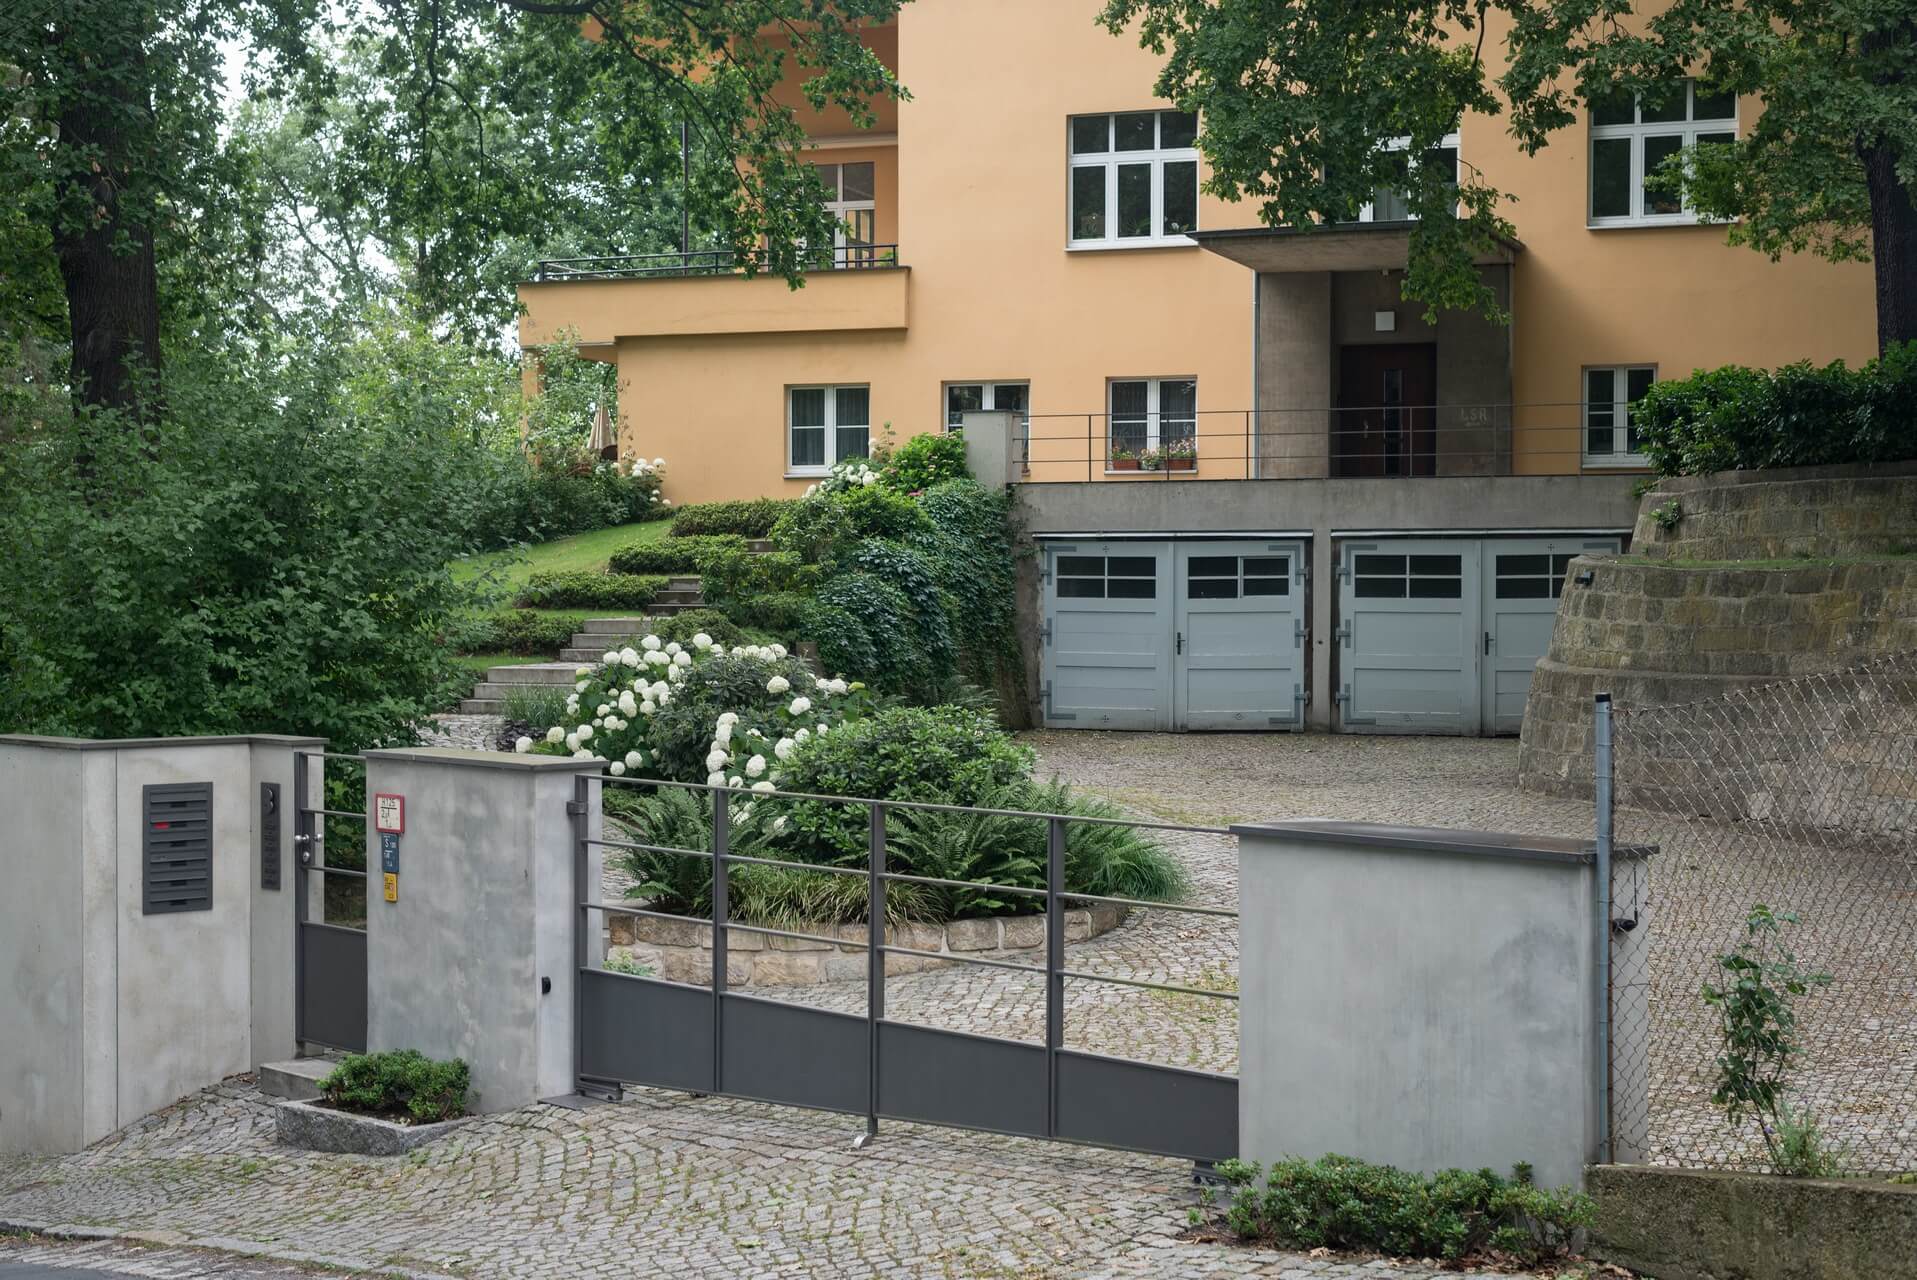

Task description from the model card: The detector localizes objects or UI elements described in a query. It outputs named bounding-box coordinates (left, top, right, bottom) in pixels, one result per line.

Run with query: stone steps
left=457, top=698, right=507, bottom=715
left=259, top=1057, right=339, bottom=1102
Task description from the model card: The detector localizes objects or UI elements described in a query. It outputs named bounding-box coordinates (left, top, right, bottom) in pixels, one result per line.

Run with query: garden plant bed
left=609, top=903, right=1127, bottom=987
left=274, top=1098, right=475, bottom=1157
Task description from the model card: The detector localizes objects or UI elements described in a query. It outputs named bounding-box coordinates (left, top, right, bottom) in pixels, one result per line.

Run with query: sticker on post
left=374, top=792, right=405, bottom=834
left=383, top=872, right=398, bottom=903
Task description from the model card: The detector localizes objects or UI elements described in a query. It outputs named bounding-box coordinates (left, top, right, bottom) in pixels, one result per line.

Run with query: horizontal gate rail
left=576, top=772, right=1240, bottom=1164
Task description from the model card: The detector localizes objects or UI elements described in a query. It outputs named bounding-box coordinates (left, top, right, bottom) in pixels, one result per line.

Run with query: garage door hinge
left=1294, top=618, right=1306, bottom=648
left=1042, top=680, right=1051, bottom=716
left=1039, top=620, right=1052, bottom=646
left=1334, top=621, right=1351, bottom=647
left=1333, top=684, right=1350, bottom=706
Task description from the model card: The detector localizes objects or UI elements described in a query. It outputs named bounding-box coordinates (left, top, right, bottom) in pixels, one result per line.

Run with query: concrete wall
left=361, top=749, right=601, bottom=1113
left=0, top=735, right=316, bottom=1156
left=1235, top=820, right=1644, bottom=1189
left=1016, top=472, right=1640, bottom=728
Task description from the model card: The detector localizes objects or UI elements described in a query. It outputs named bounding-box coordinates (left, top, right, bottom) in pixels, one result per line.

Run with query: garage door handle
left=1484, top=630, right=1494, bottom=656
left=1176, top=631, right=1184, bottom=655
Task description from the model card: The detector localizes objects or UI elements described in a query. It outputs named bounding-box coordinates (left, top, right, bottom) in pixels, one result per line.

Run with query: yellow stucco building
left=519, top=1, right=1877, bottom=737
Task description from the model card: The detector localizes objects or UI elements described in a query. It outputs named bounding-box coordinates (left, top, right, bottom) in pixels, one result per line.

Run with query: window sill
left=1586, top=216, right=1715, bottom=230
left=1581, top=457, right=1652, bottom=470
left=1104, top=467, right=1202, bottom=476
left=785, top=470, right=832, bottom=479
left=1067, top=236, right=1199, bottom=253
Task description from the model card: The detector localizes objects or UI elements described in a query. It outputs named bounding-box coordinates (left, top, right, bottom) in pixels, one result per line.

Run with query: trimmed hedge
left=515, top=571, right=666, bottom=609
left=318, top=1050, right=469, bottom=1123
left=449, top=608, right=588, bottom=655
left=1636, top=344, right=1917, bottom=477
left=607, top=534, right=747, bottom=575
left=647, top=608, right=748, bottom=647
left=668, top=498, right=796, bottom=538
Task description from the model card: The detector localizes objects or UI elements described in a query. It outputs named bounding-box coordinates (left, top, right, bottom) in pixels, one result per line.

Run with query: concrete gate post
left=359, top=747, right=602, bottom=1113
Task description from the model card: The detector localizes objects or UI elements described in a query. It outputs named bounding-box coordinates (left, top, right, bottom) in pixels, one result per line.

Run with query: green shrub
left=883, top=430, right=971, bottom=492
left=500, top=683, right=571, bottom=729
left=839, top=484, right=934, bottom=541
left=515, top=571, right=666, bottom=609
left=813, top=572, right=930, bottom=695
left=1208, top=1155, right=1592, bottom=1266
left=770, top=494, right=856, bottom=562
left=1635, top=343, right=1917, bottom=476
left=449, top=609, right=589, bottom=655
left=646, top=608, right=748, bottom=648
left=911, top=480, right=1020, bottom=688
left=837, top=539, right=956, bottom=677
left=607, top=534, right=747, bottom=575
left=697, top=548, right=822, bottom=608
left=802, top=599, right=878, bottom=675
left=318, top=1049, right=469, bottom=1123
left=669, top=498, right=795, bottom=538
left=637, top=648, right=839, bottom=783
left=726, top=590, right=817, bottom=638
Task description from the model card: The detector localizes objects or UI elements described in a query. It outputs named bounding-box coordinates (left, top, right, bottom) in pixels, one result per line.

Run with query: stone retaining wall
left=608, top=904, right=1126, bottom=987
left=1631, top=459, right=1917, bottom=562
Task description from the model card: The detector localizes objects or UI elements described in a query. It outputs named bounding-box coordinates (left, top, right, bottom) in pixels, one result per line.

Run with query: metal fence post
left=1045, top=815, right=1065, bottom=1139
left=571, top=772, right=590, bottom=1097
left=292, top=750, right=309, bottom=1045
left=1593, top=692, right=1615, bottom=1165
left=712, top=786, right=729, bottom=1097
left=857, top=801, right=886, bottom=1149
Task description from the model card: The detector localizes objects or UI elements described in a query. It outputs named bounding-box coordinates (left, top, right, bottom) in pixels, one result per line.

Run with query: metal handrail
left=535, top=244, right=902, bottom=282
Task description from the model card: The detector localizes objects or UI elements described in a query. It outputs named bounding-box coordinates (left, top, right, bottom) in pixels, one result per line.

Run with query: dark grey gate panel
left=721, top=995, right=868, bottom=1115
left=580, top=971, right=713, bottom=1093
left=1054, top=1051, right=1237, bottom=1161
left=878, top=1022, right=1048, bottom=1138
left=297, top=922, right=367, bottom=1053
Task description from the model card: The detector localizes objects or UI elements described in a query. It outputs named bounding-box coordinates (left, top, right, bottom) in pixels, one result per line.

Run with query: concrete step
left=571, top=627, right=652, bottom=649
left=482, top=662, right=583, bottom=686
left=651, top=590, right=703, bottom=606
left=579, top=616, right=651, bottom=634
left=665, top=576, right=702, bottom=591
left=746, top=539, right=774, bottom=554
left=458, top=698, right=507, bottom=715
left=259, top=1057, right=338, bottom=1102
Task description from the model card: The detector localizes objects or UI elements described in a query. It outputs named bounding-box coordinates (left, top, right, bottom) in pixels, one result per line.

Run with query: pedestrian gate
left=293, top=750, right=368, bottom=1052
left=574, top=778, right=1239, bottom=1164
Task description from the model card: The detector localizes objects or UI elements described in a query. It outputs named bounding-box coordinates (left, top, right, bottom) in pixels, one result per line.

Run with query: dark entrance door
left=1335, top=343, right=1437, bottom=477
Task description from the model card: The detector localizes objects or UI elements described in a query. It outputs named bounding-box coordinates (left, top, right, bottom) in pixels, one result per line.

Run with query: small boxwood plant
left=318, top=1050, right=470, bottom=1124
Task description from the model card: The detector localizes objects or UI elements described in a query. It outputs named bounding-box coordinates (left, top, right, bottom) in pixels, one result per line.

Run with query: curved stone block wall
left=1519, top=462, right=1917, bottom=797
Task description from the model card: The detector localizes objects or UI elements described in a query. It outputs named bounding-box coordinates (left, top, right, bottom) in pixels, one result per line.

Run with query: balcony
left=1017, top=405, right=1649, bottom=483
left=518, top=247, right=908, bottom=346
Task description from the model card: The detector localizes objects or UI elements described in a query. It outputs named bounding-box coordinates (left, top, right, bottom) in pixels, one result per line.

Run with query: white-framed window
left=813, top=161, right=877, bottom=265
left=788, top=384, right=870, bottom=473
left=1108, top=377, right=1197, bottom=461
left=1582, top=365, right=1655, bottom=466
left=1068, top=110, right=1200, bottom=248
left=1589, top=80, right=1736, bottom=225
left=1358, top=132, right=1460, bottom=222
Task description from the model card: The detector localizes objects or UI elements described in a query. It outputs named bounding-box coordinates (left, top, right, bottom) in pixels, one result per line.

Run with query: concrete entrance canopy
left=1188, top=220, right=1523, bottom=273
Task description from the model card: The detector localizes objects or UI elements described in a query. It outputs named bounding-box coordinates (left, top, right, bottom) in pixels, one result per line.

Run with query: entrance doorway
left=1335, top=344, right=1437, bottom=477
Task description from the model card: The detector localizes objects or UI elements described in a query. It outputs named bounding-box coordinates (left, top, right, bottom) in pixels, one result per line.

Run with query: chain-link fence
left=1605, top=651, right=1917, bottom=1173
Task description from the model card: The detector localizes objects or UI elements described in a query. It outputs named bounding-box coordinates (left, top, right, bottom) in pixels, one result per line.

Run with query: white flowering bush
left=803, top=457, right=882, bottom=498
left=516, top=630, right=868, bottom=790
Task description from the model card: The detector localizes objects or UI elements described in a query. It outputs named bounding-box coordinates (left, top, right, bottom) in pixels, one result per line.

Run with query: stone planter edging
left=274, top=1098, right=475, bottom=1156
left=609, top=903, right=1127, bottom=987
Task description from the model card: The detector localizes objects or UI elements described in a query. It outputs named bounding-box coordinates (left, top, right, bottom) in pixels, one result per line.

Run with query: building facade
left=519, top=0, right=1877, bottom=736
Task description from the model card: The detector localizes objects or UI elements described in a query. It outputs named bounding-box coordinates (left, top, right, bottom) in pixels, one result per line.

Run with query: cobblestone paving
left=0, top=1083, right=1558, bottom=1280
left=0, top=1236, right=340, bottom=1277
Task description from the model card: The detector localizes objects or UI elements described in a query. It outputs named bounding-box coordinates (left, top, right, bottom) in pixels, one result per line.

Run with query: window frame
left=786, top=383, right=872, bottom=476
left=1581, top=364, right=1657, bottom=468
left=1357, top=132, right=1460, bottom=223
left=812, top=161, right=878, bottom=266
left=1106, top=376, right=1198, bottom=467
left=1067, top=110, right=1201, bottom=250
left=1588, top=80, right=1737, bottom=227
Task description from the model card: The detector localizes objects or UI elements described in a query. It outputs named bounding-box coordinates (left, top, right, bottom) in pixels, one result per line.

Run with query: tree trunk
left=50, top=23, right=162, bottom=416
left=1862, top=142, right=1917, bottom=355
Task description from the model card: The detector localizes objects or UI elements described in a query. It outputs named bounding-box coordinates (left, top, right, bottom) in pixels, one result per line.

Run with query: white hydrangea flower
left=710, top=644, right=727, bottom=656
left=745, top=755, right=767, bottom=778
left=642, top=635, right=662, bottom=651
left=692, top=632, right=713, bottom=649
left=804, top=484, right=817, bottom=498
left=602, top=651, right=619, bottom=666
left=596, top=703, right=611, bottom=717
left=817, top=723, right=830, bottom=735
left=573, top=749, right=595, bottom=760
left=657, top=688, right=673, bottom=704
left=674, top=651, right=692, bottom=667
left=575, top=680, right=589, bottom=693
left=716, top=723, right=733, bottom=744
left=706, top=771, right=726, bottom=786
left=829, top=678, right=849, bottom=695
left=619, top=647, right=639, bottom=667
left=766, top=675, right=791, bottom=695
left=652, top=456, right=664, bottom=467
left=576, top=666, right=592, bottom=678
left=774, top=737, right=796, bottom=761
left=619, top=691, right=639, bottom=717
left=576, top=724, right=594, bottom=741
left=750, top=780, right=775, bottom=794
left=609, top=761, right=626, bottom=777
left=564, top=733, right=580, bottom=751
left=705, top=749, right=728, bottom=771
left=625, top=751, right=643, bottom=769
left=814, top=676, right=829, bottom=690
left=665, top=641, right=682, bottom=656
left=514, top=736, right=533, bottom=753
left=718, top=711, right=740, bottom=725
left=770, top=644, right=787, bottom=659
left=794, top=728, right=810, bottom=744
left=788, top=696, right=811, bottom=715
left=592, top=717, right=604, bottom=727
left=546, top=726, right=565, bottom=744
left=771, top=816, right=787, bottom=833
left=728, top=775, right=742, bottom=788
left=640, top=700, right=656, bottom=715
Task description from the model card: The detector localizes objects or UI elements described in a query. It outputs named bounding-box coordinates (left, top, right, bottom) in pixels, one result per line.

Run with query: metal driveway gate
left=1337, top=535, right=1622, bottom=735
left=573, top=778, right=1239, bottom=1165
left=293, top=750, right=368, bottom=1052
left=1041, top=538, right=1305, bottom=731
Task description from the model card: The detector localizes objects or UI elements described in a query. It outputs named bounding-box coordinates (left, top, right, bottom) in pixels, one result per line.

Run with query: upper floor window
left=1359, top=133, right=1459, bottom=222
left=1069, top=111, right=1199, bottom=248
left=813, top=161, right=878, bottom=265
left=789, top=384, right=870, bottom=473
left=1583, top=365, right=1654, bottom=467
left=1589, top=80, right=1735, bottom=225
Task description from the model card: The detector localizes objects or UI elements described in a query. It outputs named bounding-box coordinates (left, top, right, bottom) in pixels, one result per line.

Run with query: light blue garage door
left=1042, top=539, right=1305, bottom=731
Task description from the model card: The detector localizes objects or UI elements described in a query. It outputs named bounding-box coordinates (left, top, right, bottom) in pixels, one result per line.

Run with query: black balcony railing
left=535, top=244, right=901, bottom=282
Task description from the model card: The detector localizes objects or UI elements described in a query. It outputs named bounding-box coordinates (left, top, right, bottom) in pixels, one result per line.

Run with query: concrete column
left=0, top=733, right=320, bottom=1156
left=360, top=748, right=602, bottom=1113
left=1255, top=272, right=1332, bottom=479
left=960, top=409, right=1019, bottom=488
left=1235, top=819, right=1650, bottom=1189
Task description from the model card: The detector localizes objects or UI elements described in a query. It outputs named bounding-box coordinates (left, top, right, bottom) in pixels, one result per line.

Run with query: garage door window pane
left=1243, top=576, right=1289, bottom=596
left=1059, top=556, right=1104, bottom=576
left=1188, top=578, right=1237, bottom=599
left=1499, top=554, right=1549, bottom=575
left=1189, top=556, right=1237, bottom=576
left=1355, top=554, right=1404, bottom=576
left=1243, top=557, right=1288, bottom=576
left=1408, top=576, right=1462, bottom=599
left=1058, top=577, right=1105, bottom=599
left=1108, top=578, right=1156, bottom=599
left=1409, top=554, right=1461, bottom=576
left=1354, top=576, right=1405, bottom=599
left=1496, top=575, right=1551, bottom=599
left=1108, top=556, right=1155, bottom=577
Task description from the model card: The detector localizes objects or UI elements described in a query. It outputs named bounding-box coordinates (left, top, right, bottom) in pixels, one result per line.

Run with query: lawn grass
left=453, top=517, right=674, bottom=597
